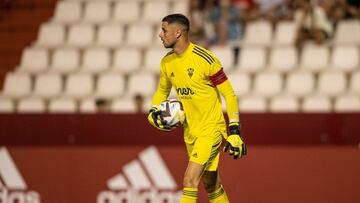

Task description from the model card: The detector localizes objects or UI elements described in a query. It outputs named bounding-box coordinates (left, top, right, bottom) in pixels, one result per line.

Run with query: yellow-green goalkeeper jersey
left=151, top=43, right=239, bottom=143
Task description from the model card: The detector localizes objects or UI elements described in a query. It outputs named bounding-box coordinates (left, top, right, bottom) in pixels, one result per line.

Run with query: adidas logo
left=97, top=146, right=181, bottom=203
left=0, top=147, right=41, bottom=203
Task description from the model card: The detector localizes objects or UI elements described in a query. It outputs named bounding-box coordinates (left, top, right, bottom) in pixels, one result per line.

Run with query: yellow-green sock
left=180, top=187, right=198, bottom=203
left=208, top=185, right=230, bottom=203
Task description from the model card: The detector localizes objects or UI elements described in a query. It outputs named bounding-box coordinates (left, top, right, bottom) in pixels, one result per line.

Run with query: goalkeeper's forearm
left=216, top=80, right=240, bottom=125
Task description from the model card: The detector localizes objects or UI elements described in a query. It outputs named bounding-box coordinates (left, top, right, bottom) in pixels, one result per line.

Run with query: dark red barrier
left=0, top=113, right=360, bottom=145
left=1, top=146, right=360, bottom=203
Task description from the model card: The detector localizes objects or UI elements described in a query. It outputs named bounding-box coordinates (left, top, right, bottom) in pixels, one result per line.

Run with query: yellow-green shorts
left=185, top=133, right=222, bottom=171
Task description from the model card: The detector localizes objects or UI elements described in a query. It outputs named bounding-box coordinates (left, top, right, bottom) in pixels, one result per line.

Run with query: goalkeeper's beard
left=163, top=40, right=176, bottom=49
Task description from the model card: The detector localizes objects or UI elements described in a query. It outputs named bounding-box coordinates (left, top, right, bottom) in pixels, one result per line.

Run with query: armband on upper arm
left=209, top=68, right=227, bottom=86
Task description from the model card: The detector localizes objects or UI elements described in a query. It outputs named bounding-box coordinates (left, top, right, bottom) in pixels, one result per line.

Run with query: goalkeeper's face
left=159, top=22, right=179, bottom=49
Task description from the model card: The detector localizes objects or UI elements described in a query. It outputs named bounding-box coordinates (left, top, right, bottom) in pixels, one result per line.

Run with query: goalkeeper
left=148, top=14, right=247, bottom=203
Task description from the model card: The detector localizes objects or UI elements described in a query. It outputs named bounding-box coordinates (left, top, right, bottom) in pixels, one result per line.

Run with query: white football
left=159, top=99, right=185, bottom=129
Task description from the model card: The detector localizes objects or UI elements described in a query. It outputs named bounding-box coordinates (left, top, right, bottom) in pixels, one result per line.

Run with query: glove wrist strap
left=229, top=122, right=241, bottom=135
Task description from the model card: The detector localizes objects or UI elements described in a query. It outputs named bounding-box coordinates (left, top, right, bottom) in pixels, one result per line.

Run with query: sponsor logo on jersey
left=97, top=146, right=181, bottom=203
left=0, top=147, right=41, bottom=203
left=176, top=87, right=195, bottom=96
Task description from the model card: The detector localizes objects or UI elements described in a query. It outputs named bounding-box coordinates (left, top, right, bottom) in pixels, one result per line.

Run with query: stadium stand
left=80, top=48, right=111, bottom=74
left=285, top=71, right=315, bottom=98
left=111, top=48, right=142, bottom=74
left=95, top=73, right=125, bottom=99
left=227, top=72, right=251, bottom=96
left=17, top=97, right=46, bottom=113
left=50, top=48, right=80, bottom=74
left=300, top=44, right=329, bottom=72
left=0, top=0, right=359, bottom=114
left=239, top=95, right=267, bottom=112
left=16, top=48, right=49, bottom=74
left=67, top=23, right=95, bottom=48
left=235, top=47, right=267, bottom=73
left=96, top=23, right=124, bottom=48
left=52, top=1, right=82, bottom=24
left=63, top=73, right=94, bottom=99
left=210, top=45, right=234, bottom=71
left=83, top=2, right=111, bottom=24
left=111, top=97, right=138, bottom=113
left=48, top=97, right=77, bottom=113
left=33, top=73, right=63, bottom=99
left=268, top=46, right=298, bottom=73
left=0, top=97, right=14, bottom=113
left=2, top=73, right=32, bottom=99
left=35, top=23, right=66, bottom=48
left=273, top=21, right=297, bottom=46
left=113, top=1, right=140, bottom=24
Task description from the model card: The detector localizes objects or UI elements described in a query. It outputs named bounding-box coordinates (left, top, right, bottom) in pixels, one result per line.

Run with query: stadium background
left=0, top=0, right=359, bottom=202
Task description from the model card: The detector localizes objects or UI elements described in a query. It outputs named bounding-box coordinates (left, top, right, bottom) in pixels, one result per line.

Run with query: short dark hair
left=162, top=14, right=190, bottom=31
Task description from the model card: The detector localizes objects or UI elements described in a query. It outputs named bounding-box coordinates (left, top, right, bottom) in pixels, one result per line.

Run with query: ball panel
left=159, top=99, right=185, bottom=129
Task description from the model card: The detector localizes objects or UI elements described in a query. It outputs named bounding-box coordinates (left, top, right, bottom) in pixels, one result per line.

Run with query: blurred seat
left=273, top=21, right=297, bottom=46
left=50, top=48, right=80, bottom=74
left=333, top=19, right=360, bottom=45
left=334, top=95, right=360, bottom=112
left=52, top=1, right=81, bottom=24
left=35, top=23, right=65, bottom=48
left=17, top=98, right=46, bottom=113
left=302, top=95, right=331, bottom=112
left=127, top=73, right=156, bottom=98
left=153, top=24, right=164, bottom=47
left=33, top=73, right=62, bottom=99
left=210, top=45, right=234, bottom=71
left=171, top=0, right=189, bottom=14
left=126, top=23, right=154, bottom=47
left=241, top=20, right=272, bottom=47
left=143, top=48, right=168, bottom=73
left=0, top=98, right=15, bottom=113
left=79, top=98, right=96, bottom=113
left=96, top=24, right=124, bottom=48
left=142, top=1, right=170, bottom=24
left=317, top=71, right=346, bottom=97
left=300, top=45, right=329, bottom=72
left=227, top=72, right=251, bottom=96
left=349, top=72, right=360, bottom=95
left=330, top=46, right=359, bottom=72
left=142, top=97, right=153, bottom=113
left=239, top=96, right=267, bottom=112
left=269, top=95, right=299, bottom=112
left=48, top=98, right=77, bottom=113
left=67, top=24, right=95, bottom=48
left=111, top=48, right=141, bottom=74
left=268, top=46, right=298, bottom=73
left=253, top=72, right=282, bottom=98
left=16, top=48, right=48, bottom=74
left=285, top=71, right=314, bottom=97
left=64, top=73, right=94, bottom=99
left=236, top=47, right=267, bottom=73
left=95, top=73, right=125, bottom=99
left=80, top=48, right=110, bottom=74
left=83, top=1, right=111, bottom=24
left=111, top=97, right=137, bottom=113
left=235, top=47, right=266, bottom=73
left=113, top=1, right=140, bottom=24
left=1, top=73, right=32, bottom=99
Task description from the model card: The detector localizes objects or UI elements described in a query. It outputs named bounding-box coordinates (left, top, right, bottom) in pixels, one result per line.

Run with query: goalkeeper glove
left=224, top=122, right=247, bottom=159
left=147, top=106, right=171, bottom=132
